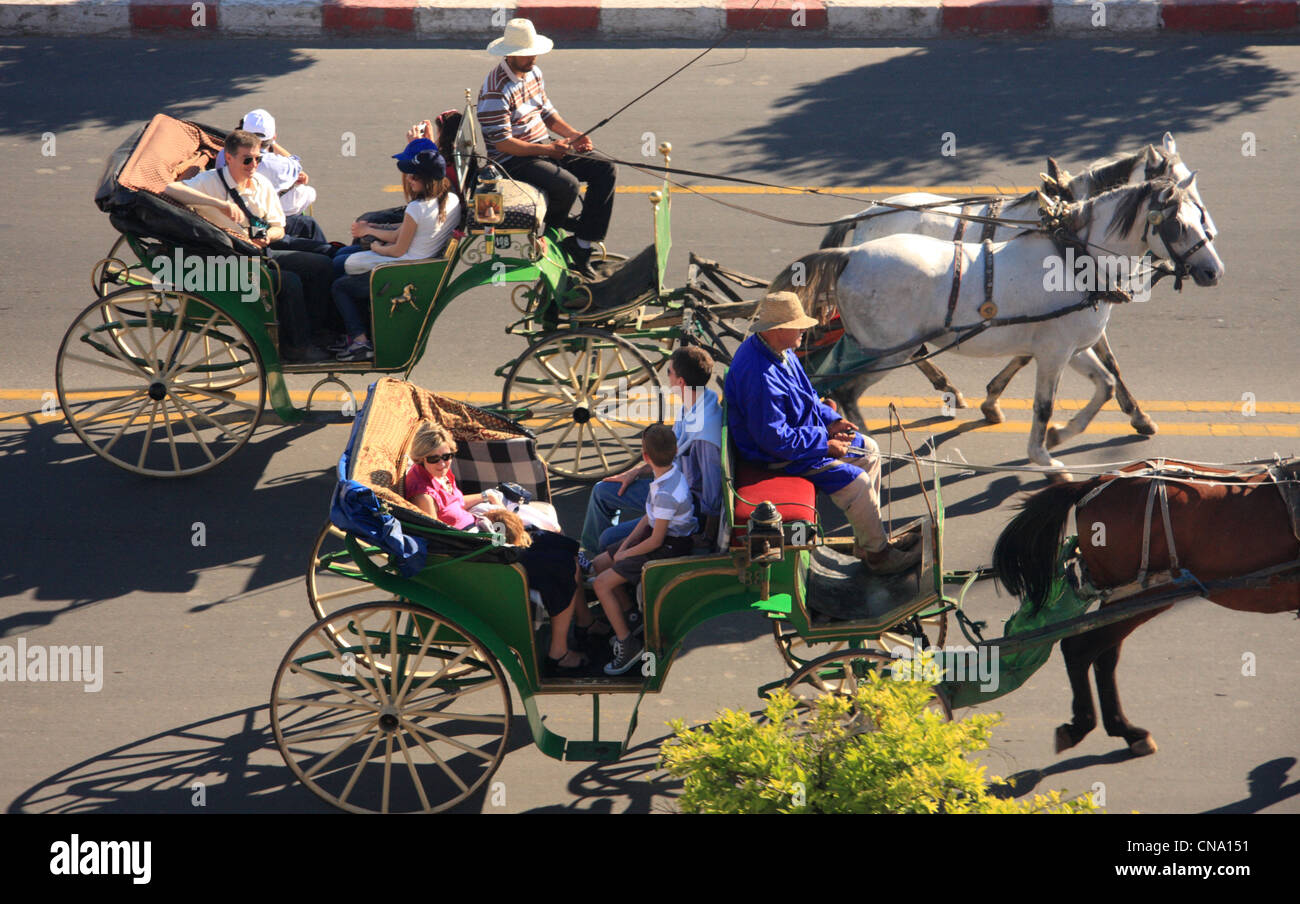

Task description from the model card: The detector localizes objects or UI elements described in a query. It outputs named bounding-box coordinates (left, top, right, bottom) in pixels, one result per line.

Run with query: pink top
left=404, top=463, right=475, bottom=530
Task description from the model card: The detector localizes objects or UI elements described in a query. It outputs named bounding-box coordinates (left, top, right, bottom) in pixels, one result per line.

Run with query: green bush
left=659, top=671, right=1099, bottom=814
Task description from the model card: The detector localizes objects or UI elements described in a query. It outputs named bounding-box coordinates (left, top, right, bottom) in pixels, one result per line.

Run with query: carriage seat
left=730, top=458, right=817, bottom=545
left=346, top=378, right=549, bottom=526
left=465, top=177, right=548, bottom=235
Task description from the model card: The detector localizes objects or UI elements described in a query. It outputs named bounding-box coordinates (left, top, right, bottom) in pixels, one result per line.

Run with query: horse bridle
left=1142, top=187, right=1214, bottom=291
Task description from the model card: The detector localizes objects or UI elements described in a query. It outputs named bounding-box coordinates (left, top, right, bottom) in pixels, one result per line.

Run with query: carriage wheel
left=771, top=621, right=851, bottom=672
left=785, top=648, right=952, bottom=721
left=307, top=523, right=401, bottom=641
left=501, top=327, right=663, bottom=480
left=271, top=602, right=512, bottom=814
left=55, top=286, right=265, bottom=477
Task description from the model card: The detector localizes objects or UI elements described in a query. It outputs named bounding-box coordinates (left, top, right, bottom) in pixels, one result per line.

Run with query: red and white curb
left=1, top=0, right=1295, bottom=37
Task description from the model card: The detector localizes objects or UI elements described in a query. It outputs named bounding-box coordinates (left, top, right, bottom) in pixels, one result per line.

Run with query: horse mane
left=1068, top=176, right=1186, bottom=239
left=1075, top=149, right=1147, bottom=194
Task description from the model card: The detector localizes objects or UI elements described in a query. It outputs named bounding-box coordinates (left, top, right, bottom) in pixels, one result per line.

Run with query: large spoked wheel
left=271, top=602, right=512, bottom=814
left=785, top=648, right=952, bottom=721
left=56, top=286, right=265, bottom=477
left=501, top=327, right=663, bottom=480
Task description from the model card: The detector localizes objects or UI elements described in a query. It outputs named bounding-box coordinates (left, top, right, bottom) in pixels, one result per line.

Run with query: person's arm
left=414, top=494, right=436, bottom=517
left=618, top=518, right=669, bottom=561
left=603, top=460, right=651, bottom=492
left=351, top=221, right=401, bottom=241
left=544, top=113, right=592, bottom=152
left=491, top=136, right=569, bottom=159
left=692, top=441, right=724, bottom=520
left=617, top=516, right=651, bottom=554
left=163, top=181, right=242, bottom=222
left=370, top=212, right=418, bottom=258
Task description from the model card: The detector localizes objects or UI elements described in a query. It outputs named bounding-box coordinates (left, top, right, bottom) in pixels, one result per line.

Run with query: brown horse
left=993, top=459, right=1300, bottom=756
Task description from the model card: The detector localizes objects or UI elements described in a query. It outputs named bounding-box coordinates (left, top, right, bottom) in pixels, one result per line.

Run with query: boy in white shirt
left=588, top=424, right=695, bottom=675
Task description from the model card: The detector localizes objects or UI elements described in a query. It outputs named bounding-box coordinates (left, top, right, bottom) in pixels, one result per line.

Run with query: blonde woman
left=403, top=423, right=494, bottom=529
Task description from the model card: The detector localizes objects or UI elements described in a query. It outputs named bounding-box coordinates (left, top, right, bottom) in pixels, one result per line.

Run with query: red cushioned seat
left=732, top=459, right=817, bottom=543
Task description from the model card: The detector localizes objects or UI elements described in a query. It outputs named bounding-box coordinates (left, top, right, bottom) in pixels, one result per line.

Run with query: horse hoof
left=981, top=403, right=1004, bottom=424
left=1054, top=724, right=1076, bottom=753
left=1129, top=736, right=1157, bottom=757
left=1133, top=417, right=1158, bottom=436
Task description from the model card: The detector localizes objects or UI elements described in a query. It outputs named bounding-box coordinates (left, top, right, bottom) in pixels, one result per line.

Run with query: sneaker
left=326, top=335, right=352, bottom=354
left=604, top=634, right=644, bottom=676
left=336, top=337, right=374, bottom=362
left=606, top=609, right=644, bottom=648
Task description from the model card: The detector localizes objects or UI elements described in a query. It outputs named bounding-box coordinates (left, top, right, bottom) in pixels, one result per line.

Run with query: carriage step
left=564, top=740, right=624, bottom=762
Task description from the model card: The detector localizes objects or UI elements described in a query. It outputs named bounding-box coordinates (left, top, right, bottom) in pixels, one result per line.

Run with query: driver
left=476, top=17, right=616, bottom=280
left=723, top=292, right=921, bottom=574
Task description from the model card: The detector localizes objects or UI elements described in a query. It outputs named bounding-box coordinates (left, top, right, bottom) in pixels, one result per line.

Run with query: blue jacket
left=724, top=334, right=845, bottom=481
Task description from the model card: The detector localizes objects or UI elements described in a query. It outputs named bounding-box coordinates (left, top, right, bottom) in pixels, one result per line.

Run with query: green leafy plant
left=660, top=671, right=1098, bottom=814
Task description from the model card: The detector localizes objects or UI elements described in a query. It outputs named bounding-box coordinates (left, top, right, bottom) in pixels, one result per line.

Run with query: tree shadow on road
left=0, top=39, right=316, bottom=137
left=717, top=39, right=1296, bottom=186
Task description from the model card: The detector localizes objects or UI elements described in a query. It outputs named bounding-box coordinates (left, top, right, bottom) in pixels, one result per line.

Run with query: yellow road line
left=9, top=389, right=1298, bottom=414
left=383, top=184, right=1037, bottom=196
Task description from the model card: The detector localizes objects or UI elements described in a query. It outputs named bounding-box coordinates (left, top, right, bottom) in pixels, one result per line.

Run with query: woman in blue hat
left=329, top=140, right=461, bottom=361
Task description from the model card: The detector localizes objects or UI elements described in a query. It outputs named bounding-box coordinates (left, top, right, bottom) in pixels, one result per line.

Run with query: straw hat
left=487, top=18, right=554, bottom=57
left=750, top=291, right=819, bottom=333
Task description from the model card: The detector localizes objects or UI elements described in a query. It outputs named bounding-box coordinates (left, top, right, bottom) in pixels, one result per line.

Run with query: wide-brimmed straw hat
left=487, top=18, right=553, bottom=57
left=750, top=291, right=819, bottom=333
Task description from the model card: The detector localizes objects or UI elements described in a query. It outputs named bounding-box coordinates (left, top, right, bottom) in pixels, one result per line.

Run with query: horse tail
left=768, top=250, right=851, bottom=325
left=819, top=217, right=858, bottom=249
left=993, top=479, right=1099, bottom=614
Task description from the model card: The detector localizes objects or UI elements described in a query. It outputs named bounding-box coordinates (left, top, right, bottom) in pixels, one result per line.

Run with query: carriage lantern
left=747, top=500, right=784, bottom=566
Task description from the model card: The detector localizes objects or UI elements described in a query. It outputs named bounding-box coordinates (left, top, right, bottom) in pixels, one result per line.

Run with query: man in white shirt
left=163, top=129, right=333, bottom=362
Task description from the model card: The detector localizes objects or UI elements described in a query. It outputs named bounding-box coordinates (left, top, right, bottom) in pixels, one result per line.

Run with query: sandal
left=544, top=650, right=589, bottom=675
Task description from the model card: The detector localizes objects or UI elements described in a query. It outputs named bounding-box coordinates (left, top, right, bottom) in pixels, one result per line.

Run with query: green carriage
left=61, top=102, right=751, bottom=480
left=272, top=376, right=978, bottom=813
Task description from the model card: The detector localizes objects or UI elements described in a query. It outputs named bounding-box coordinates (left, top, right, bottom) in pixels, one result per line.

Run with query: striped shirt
left=478, top=61, right=558, bottom=163
left=646, top=466, right=697, bottom=538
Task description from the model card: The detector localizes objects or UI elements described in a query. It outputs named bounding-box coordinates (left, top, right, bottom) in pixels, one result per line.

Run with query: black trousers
left=268, top=249, right=334, bottom=346
left=501, top=154, right=616, bottom=242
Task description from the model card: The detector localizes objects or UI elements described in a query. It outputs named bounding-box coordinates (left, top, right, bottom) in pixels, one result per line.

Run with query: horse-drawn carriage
left=60, top=98, right=763, bottom=480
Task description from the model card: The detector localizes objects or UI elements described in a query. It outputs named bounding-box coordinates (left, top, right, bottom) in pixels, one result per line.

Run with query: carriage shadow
left=7, top=702, right=535, bottom=814
left=0, top=411, right=336, bottom=637
left=719, top=38, right=1296, bottom=185
left=523, top=735, right=685, bottom=814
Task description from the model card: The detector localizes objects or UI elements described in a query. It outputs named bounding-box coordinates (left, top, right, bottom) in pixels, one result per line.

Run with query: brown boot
left=857, top=540, right=922, bottom=574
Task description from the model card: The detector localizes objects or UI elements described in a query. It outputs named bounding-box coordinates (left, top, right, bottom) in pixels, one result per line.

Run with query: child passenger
left=589, top=425, right=695, bottom=675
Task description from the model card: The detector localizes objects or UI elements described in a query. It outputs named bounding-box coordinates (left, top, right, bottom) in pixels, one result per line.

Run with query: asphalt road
left=1, top=36, right=1298, bottom=815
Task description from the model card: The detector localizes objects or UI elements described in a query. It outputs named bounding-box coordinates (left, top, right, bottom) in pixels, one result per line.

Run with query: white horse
left=774, top=174, right=1223, bottom=477
left=818, top=134, right=1217, bottom=435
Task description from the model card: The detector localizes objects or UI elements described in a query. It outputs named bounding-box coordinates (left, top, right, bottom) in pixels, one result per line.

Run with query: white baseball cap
left=241, top=108, right=276, bottom=141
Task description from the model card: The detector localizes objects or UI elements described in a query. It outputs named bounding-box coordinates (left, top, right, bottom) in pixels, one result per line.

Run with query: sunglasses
left=423, top=453, right=455, bottom=464
left=239, top=154, right=262, bottom=165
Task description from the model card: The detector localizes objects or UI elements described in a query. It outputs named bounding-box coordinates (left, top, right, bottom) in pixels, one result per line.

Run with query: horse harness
left=1072, top=458, right=1300, bottom=601
left=944, top=198, right=1006, bottom=329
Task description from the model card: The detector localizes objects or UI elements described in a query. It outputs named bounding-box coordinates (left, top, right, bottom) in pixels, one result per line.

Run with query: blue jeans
left=332, top=245, right=364, bottom=279
left=580, top=477, right=649, bottom=554
left=330, top=273, right=371, bottom=338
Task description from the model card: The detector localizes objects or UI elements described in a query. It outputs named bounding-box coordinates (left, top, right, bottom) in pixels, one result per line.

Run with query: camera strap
left=218, top=167, right=266, bottom=238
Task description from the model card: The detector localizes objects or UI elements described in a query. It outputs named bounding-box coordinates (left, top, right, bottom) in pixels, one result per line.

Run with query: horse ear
left=1177, top=169, right=1198, bottom=191
left=1146, top=209, right=1164, bottom=226
left=1162, top=132, right=1177, bottom=154
left=1047, top=157, right=1064, bottom=182
left=1144, top=145, right=1161, bottom=166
